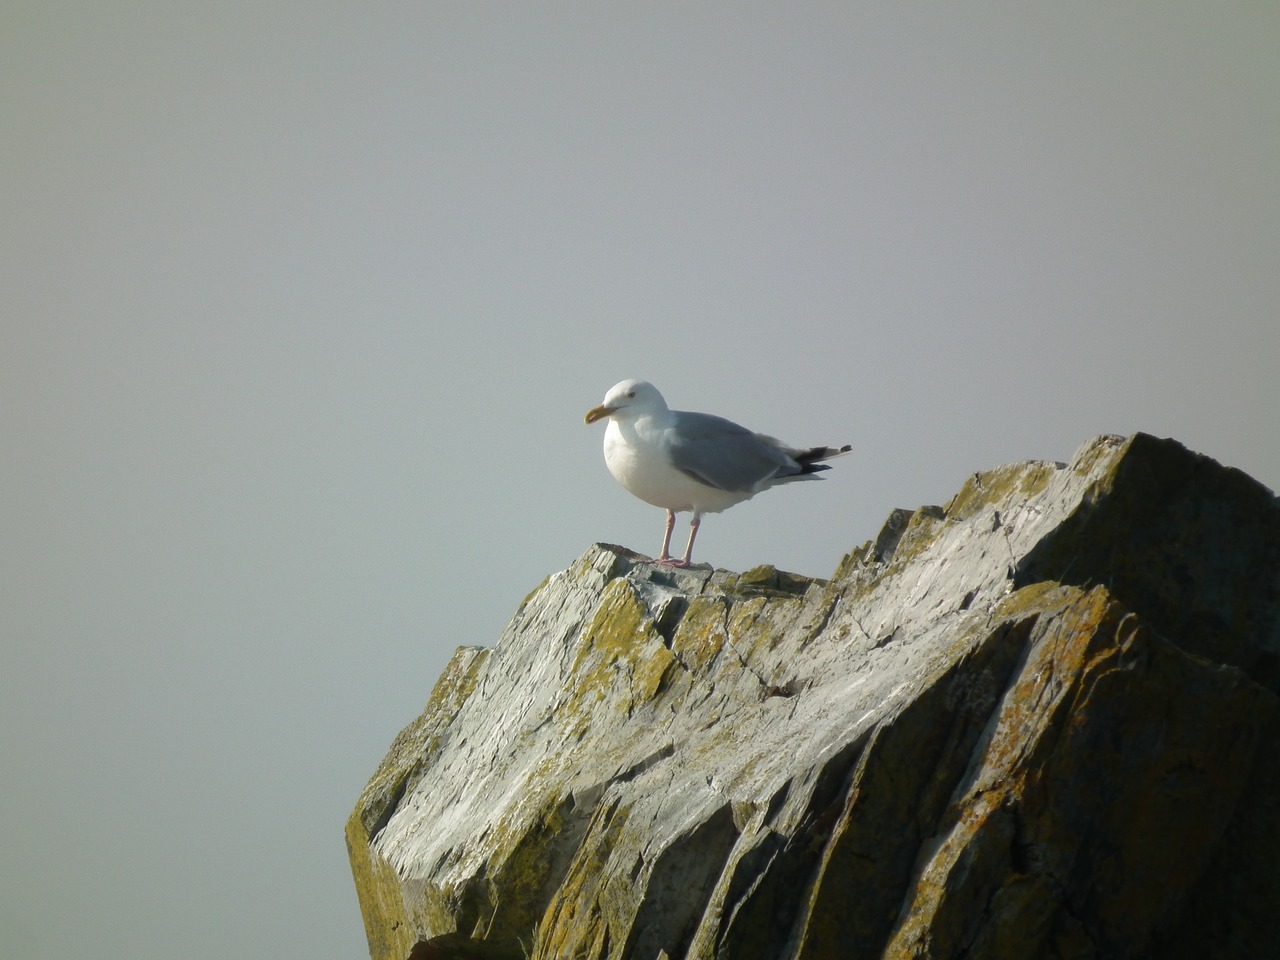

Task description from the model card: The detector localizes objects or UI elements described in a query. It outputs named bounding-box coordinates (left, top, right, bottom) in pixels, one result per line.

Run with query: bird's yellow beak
left=584, top=404, right=615, bottom=425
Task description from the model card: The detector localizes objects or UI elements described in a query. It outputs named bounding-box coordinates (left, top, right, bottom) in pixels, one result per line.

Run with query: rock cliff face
left=347, top=434, right=1280, bottom=960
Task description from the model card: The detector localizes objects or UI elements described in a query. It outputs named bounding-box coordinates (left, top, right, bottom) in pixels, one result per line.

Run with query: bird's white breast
left=603, top=417, right=751, bottom=514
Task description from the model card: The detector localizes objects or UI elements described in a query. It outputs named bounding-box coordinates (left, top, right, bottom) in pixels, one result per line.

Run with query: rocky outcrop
left=347, top=433, right=1280, bottom=960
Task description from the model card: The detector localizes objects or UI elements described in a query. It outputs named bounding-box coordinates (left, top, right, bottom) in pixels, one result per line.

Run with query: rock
left=347, top=434, right=1280, bottom=960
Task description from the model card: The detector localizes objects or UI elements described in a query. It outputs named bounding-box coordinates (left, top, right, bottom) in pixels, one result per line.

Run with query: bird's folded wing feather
left=663, top=412, right=795, bottom=491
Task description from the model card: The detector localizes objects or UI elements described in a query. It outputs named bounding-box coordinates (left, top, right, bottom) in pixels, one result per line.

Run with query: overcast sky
left=3, top=4, right=1277, bottom=959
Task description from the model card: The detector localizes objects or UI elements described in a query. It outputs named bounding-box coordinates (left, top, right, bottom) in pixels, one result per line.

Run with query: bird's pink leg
left=658, top=512, right=700, bottom=568
left=678, top=513, right=701, bottom=566
left=655, top=510, right=678, bottom=563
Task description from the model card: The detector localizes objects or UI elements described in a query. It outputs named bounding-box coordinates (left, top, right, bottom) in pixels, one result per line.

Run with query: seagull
left=585, top=379, right=851, bottom=567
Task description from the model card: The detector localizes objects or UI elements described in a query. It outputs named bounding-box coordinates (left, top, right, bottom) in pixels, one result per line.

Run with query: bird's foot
left=655, top=556, right=693, bottom=568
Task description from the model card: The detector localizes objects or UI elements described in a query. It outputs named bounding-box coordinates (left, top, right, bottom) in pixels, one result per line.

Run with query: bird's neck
left=613, top=412, right=664, bottom=445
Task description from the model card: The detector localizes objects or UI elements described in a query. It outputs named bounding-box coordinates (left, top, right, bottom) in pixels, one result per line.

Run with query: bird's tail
left=793, top=444, right=852, bottom=476
left=765, top=443, right=852, bottom=484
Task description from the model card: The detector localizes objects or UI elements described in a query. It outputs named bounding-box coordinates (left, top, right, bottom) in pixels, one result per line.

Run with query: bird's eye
left=627, top=390, right=636, bottom=398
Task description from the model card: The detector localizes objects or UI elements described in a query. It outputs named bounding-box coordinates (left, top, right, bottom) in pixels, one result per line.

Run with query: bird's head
left=585, top=379, right=666, bottom=425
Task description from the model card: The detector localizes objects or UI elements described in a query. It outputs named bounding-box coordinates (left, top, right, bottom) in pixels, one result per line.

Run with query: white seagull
left=585, top=379, right=851, bottom=567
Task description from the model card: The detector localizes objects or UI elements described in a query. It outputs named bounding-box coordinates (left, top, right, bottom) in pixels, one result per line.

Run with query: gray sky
left=3, top=4, right=1276, bottom=958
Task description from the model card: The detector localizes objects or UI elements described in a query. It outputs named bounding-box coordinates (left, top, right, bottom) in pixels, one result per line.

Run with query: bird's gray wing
left=663, top=411, right=796, bottom=492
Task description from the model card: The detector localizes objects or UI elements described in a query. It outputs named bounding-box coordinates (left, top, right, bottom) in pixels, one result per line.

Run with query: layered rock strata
left=348, top=433, right=1279, bottom=960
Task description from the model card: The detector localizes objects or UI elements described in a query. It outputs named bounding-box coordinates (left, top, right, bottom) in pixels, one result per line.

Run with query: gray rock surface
left=347, top=433, right=1280, bottom=960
